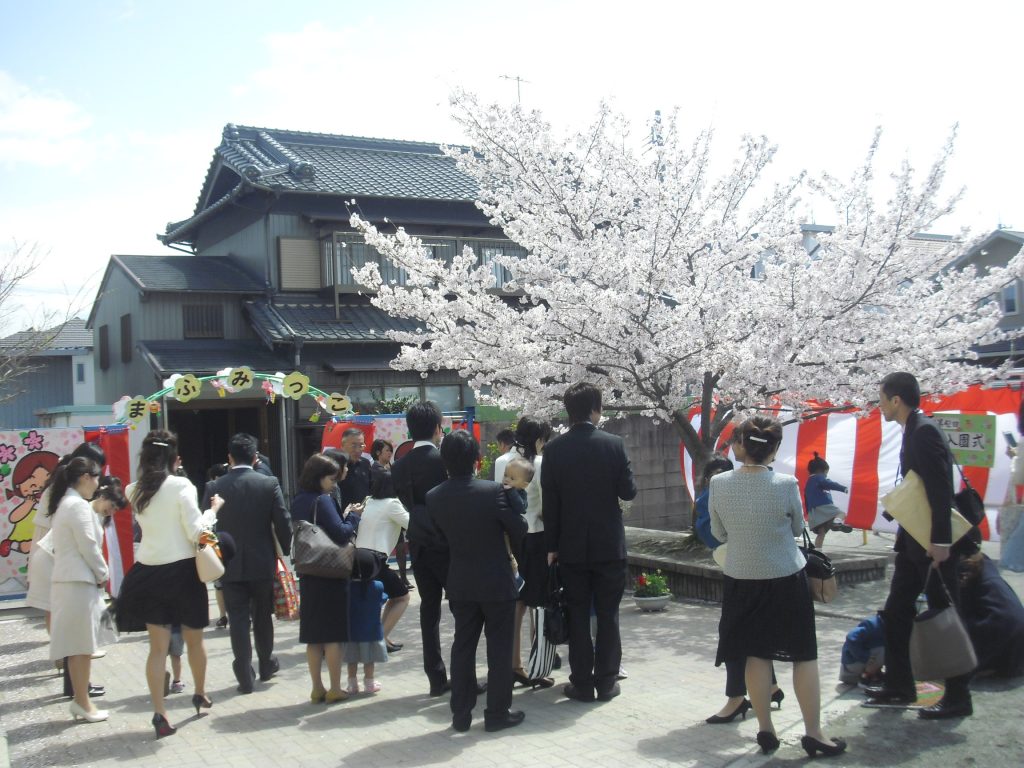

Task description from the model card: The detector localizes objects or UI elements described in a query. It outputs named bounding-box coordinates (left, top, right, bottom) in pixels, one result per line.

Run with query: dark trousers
left=560, top=559, right=625, bottom=694
left=411, top=545, right=449, bottom=687
left=724, top=659, right=777, bottom=698
left=882, top=550, right=971, bottom=702
left=448, top=598, right=516, bottom=721
left=223, top=578, right=275, bottom=682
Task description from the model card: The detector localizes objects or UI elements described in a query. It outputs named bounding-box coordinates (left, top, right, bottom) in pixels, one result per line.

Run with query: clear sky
left=2, top=0, right=1021, bottom=331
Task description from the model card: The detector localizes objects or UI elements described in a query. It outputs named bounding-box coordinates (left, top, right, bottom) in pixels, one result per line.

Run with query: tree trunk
left=670, top=372, right=732, bottom=527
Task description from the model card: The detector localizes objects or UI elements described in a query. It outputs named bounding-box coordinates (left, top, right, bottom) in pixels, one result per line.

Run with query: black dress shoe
left=866, top=687, right=916, bottom=705
left=801, top=735, right=847, bottom=758
left=484, top=710, right=525, bottom=732
left=452, top=712, right=472, bottom=732
left=596, top=682, right=621, bottom=702
left=429, top=680, right=452, bottom=697
left=705, top=699, right=751, bottom=724
left=563, top=683, right=595, bottom=702
left=259, top=658, right=280, bottom=681
left=233, top=660, right=255, bottom=692
left=919, top=698, right=973, bottom=719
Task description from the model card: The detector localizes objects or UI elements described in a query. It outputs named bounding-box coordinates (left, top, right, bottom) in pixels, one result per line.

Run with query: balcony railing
left=322, top=233, right=526, bottom=291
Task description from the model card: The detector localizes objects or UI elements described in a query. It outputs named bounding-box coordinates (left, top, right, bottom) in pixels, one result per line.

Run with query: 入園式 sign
left=934, top=412, right=996, bottom=468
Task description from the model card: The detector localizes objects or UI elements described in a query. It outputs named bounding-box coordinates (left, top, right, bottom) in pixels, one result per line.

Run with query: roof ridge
left=227, top=122, right=457, bottom=151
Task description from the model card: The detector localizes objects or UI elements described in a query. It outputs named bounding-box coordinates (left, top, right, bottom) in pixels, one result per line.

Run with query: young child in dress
left=345, top=579, right=388, bottom=694
left=804, top=452, right=851, bottom=548
left=502, top=457, right=534, bottom=592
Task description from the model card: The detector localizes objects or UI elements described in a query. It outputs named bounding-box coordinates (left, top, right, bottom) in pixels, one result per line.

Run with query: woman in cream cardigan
left=116, top=430, right=214, bottom=738
left=48, top=456, right=107, bottom=723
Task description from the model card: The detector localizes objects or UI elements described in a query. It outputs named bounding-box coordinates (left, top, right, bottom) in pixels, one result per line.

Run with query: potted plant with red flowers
left=633, top=569, right=672, bottom=611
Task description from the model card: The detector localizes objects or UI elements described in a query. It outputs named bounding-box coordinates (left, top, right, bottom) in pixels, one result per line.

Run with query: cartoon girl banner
left=0, top=427, right=134, bottom=599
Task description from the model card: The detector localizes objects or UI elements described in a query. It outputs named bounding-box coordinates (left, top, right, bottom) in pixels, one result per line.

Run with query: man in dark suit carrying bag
left=429, top=430, right=528, bottom=732
left=202, top=433, right=291, bottom=693
left=542, top=382, right=637, bottom=703
left=391, top=401, right=450, bottom=695
left=868, top=372, right=973, bottom=718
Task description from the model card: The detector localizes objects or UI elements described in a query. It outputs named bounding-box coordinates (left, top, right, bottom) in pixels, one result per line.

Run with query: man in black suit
left=338, top=428, right=372, bottom=508
left=429, top=430, right=528, bottom=732
left=202, top=433, right=291, bottom=693
left=868, top=372, right=972, bottom=718
left=391, top=401, right=450, bottom=694
left=543, top=382, right=637, bottom=703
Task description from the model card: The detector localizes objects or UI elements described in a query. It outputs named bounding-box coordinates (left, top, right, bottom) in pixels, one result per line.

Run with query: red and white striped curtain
left=681, top=385, right=1022, bottom=540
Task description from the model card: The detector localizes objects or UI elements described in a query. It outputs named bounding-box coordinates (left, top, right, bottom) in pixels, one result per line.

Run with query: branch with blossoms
left=350, top=91, right=1024, bottom=488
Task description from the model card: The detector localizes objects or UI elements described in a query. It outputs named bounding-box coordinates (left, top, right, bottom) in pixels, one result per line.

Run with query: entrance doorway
left=167, top=400, right=278, bottom=498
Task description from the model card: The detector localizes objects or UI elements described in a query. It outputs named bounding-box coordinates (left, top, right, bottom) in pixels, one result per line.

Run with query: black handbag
left=543, top=562, right=571, bottom=645
left=799, top=530, right=838, bottom=603
left=951, top=456, right=985, bottom=527
left=291, top=498, right=356, bottom=579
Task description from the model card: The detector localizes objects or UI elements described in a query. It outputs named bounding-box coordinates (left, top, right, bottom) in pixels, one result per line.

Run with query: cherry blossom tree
left=352, top=91, right=1024, bottom=482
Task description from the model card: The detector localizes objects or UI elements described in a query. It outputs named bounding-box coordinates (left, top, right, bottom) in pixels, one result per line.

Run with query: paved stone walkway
left=1, top=531, right=1021, bottom=768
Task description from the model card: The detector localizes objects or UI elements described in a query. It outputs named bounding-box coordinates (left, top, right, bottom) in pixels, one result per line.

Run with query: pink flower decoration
left=0, top=443, right=16, bottom=464
left=22, top=430, right=44, bottom=452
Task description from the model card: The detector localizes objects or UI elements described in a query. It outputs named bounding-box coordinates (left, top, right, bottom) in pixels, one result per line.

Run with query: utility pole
left=499, top=74, right=530, bottom=105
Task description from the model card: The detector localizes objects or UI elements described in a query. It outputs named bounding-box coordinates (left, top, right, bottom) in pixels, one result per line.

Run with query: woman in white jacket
left=47, top=456, right=107, bottom=723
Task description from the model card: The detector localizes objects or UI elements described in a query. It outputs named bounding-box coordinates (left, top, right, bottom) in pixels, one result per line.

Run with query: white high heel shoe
left=70, top=701, right=108, bottom=723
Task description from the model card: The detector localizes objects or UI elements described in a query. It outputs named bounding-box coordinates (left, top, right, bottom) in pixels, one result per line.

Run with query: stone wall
left=480, top=413, right=692, bottom=532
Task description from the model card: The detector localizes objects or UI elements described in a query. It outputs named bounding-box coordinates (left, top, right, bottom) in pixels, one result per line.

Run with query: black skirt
left=116, top=557, right=210, bottom=632
left=298, top=574, right=349, bottom=644
left=518, top=532, right=549, bottom=607
left=715, top=569, right=817, bottom=666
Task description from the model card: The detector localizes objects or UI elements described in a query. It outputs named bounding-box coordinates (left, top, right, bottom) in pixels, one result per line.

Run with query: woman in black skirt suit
left=291, top=453, right=362, bottom=704
left=709, top=416, right=846, bottom=759
left=117, top=430, right=213, bottom=738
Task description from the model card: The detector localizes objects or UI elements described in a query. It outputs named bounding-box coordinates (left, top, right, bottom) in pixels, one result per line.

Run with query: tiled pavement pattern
left=2, top=531, right=1021, bottom=768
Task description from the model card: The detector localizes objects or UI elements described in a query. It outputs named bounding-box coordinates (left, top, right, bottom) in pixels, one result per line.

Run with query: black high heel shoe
left=756, top=731, right=780, bottom=754
left=191, top=693, right=213, bottom=715
left=152, top=713, right=177, bottom=738
left=706, top=699, right=751, bottom=724
left=513, top=668, right=531, bottom=687
left=771, top=688, right=785, bottom=708
left=529, top=676, right=555, bottom=690
left=801, top=736, right=847, bottom=758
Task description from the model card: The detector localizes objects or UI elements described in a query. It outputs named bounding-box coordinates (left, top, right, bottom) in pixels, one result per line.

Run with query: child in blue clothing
left=694, top=454, right=736, bottom=550
left=345, top=579, right=388, bottom=694
left=839, top=613, right=885, bottom=686
left=805, top=452, right=851, bottom=549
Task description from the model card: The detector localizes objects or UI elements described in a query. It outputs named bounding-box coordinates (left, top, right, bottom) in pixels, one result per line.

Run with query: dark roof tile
left=137, top=339, right=291, bottom=376
left=115, top=255, right=266, bottom=293
left=245, top=298, right=421, bottom=343
left=0, top=318, right=92, bottom=352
